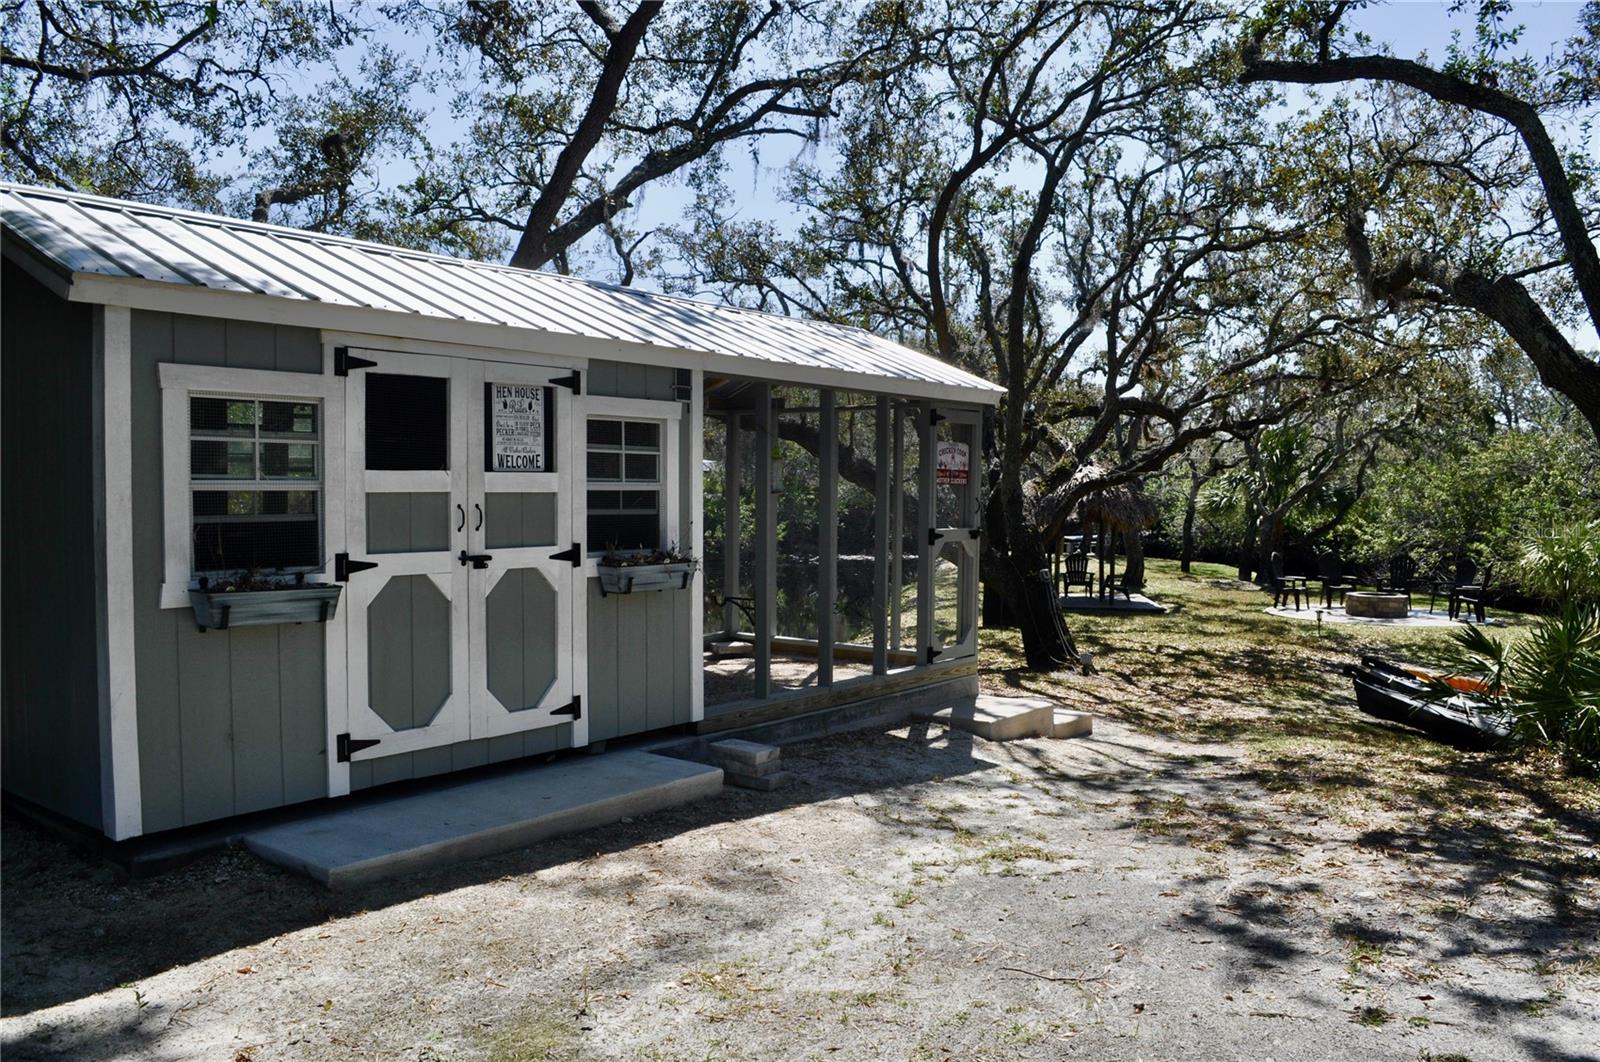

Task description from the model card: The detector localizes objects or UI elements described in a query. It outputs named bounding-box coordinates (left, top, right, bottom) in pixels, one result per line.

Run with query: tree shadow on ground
left=0, top=723, right=990, bottom=1024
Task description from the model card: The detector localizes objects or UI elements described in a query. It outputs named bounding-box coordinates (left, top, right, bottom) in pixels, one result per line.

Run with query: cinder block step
left=707, top=739, right=780, bottom=769
left=724, top=769, right=793, bottom=791
left=243, top=751, right=723, bottom=888
left=913, top=695, right=1057, bottom=741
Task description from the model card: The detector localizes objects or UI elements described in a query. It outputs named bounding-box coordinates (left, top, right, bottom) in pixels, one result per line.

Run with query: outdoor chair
left=1056, top=550, right=1094, bottom=598
left=1270, top=551, right=1310, bottom=610
left=1317, top=553, right=1357, bottom=608
left=1427, top=556, right=1477, bottom=614
left=1376, top=554, right=1417, bottom=609
left=1449, top=562, right=1493, bottom=623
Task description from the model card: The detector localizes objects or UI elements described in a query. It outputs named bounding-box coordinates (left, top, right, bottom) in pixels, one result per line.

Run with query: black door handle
left=456, top=504, right=466, bottom=532
left=459, top=550, right=493, bottom=570
left=474, top=503, right=483, bottom=531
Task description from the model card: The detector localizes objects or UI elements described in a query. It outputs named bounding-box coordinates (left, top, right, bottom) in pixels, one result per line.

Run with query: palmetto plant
left=1442, top=520, right=1600, bottom=768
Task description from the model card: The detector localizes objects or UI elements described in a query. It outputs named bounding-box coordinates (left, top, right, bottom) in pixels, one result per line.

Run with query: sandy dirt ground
left=4, top=709, right=1597, bottom=1060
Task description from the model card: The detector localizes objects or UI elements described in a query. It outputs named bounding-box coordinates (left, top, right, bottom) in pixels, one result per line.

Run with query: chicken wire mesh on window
left=189, top=394, right=321, bottom=574
left=365, top=372, right=448, bottom=471
left=587, top=418, right=662, bottom=550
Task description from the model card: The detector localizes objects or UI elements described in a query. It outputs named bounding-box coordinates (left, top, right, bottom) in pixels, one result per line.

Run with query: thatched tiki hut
left=1059, top=464, right=1159, bottom=599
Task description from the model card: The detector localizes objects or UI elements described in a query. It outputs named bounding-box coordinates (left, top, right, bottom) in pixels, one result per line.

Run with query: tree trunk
left=996, top=529, right=1080, bottom=670
left=994, top=470, right=1078, bottom=670
left=1180, top=487, right=1199, bottom=573
left=1122, top=528, right=1146, bottom=590
left=979, top=489, right=1015, bottom=628
left=1255, top=510, right=1286, bottom=584
left=1238, top=507, right=1260, bottom=582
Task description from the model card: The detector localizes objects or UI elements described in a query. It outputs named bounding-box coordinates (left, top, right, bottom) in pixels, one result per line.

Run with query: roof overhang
left=63, top=271, right=1002, bottom=406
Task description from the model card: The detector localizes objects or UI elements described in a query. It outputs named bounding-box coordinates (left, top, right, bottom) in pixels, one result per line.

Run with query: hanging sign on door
left=936, top=440, right=969, bottom=485
left=489, top=383, right=547, bottom=471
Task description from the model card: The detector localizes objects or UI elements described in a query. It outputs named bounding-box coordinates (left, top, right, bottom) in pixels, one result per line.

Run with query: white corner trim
left=688, top=368, right=706, bottom=723
left=100, top=305, right=142, bottom=840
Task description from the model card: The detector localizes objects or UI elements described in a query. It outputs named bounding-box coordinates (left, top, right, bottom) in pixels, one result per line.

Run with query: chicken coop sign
left=936, top=440, right=969, bottom=486
left=489, top=384, right=547, bottom=471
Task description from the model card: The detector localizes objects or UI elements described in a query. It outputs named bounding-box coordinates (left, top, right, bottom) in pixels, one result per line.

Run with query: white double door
left=340, top=347, right=582, bottom=763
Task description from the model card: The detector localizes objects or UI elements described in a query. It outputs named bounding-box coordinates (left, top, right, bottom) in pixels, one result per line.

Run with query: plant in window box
left=595, top=545, right=699, bottom=597
left=189, top=569, right=342, bottom=632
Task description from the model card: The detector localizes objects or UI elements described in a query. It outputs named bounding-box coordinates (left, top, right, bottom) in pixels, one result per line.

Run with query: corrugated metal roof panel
left=0, top=183, right=1002, bottom=400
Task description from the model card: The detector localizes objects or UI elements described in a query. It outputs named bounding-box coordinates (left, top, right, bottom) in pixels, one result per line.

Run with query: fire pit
left=1344, top=592, right=1409, bottom=619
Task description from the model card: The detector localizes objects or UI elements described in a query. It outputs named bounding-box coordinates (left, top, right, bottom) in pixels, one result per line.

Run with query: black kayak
left=1349, top=664, right=1512, bottom=750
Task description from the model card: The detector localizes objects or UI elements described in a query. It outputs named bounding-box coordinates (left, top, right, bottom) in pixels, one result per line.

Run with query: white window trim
left=158, top=363, right=341, bottom=609
left=580, top=396, right=681, bottom=570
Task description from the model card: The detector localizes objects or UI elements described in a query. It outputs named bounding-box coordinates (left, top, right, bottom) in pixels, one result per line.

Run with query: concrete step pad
left=1053, top=709, right=1094, bottom=739
left=913, top=695, right=1057, bottom=741
left=243, top=751, right=723, bottom=888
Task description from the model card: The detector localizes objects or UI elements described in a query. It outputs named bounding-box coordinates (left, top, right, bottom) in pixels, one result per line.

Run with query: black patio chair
left=1449, top=562, right=1493, bottom=623
left=1427, top=555, right=1477, bottom=614
left=1376, top=554, right=1417, bottom=609
left=1056, top=550, right=1095, bottom=598
left=1317, top=553, right=1358, bottom=608
left=1270, top=551, right=1310, bottom=610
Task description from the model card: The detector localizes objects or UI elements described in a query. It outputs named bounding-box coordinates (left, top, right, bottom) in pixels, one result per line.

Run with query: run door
left=930, top=407, right=981, bottom=661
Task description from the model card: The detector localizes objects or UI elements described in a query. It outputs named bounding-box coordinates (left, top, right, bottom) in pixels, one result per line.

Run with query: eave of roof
left=0, top=183, right=1002, bottom=406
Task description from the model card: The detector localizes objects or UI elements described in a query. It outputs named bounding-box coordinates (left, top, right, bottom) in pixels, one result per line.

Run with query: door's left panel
left=340, top=348, right=471, bottom=769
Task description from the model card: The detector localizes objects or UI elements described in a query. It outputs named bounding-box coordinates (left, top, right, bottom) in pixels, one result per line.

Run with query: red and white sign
left=936, top=440, right=969, bottom=485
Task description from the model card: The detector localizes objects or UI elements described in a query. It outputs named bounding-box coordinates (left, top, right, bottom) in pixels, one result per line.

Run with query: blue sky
left=350, top=1, right=1593, bottom=253
left=334, top=1, right=1595, bottom=348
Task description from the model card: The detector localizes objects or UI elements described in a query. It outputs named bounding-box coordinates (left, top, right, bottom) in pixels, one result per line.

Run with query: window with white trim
left=188, top=394, right=322, bottom=574
left=586, top=418, right=662, bottom=550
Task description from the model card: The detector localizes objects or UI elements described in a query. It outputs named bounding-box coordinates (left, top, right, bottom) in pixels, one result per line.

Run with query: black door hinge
left=550, top=543, right=582, bottom=566
left=549, top=371, right=582, bottom=394
left=930, top=527, right=981, bottom=546
left=926, top=646, right=942, bottom=664
left=552, top=696, right=582, bottom=720
left=334, top=347, right=378, bottom=376
left=335, top=553, right=379, bottom=581
left=928, top=408, right=946, bottom=427
left=336, top=733, right=381, bottom=762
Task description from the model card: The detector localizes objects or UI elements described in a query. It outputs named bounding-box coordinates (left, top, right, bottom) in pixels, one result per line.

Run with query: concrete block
left=707, top=739, right=780, bottom=767
left=711, top=755, right=781, bottom=778
left=243, top=751, right=723, bottom=888
left=1052, top=709, right=1094, bottom=739
left=724, top=770, right=794, bottom=791
left=912, top=695, right=1056, bottom=741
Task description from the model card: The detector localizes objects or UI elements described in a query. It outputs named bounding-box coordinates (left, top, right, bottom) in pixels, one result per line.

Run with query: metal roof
left=0, top=183, right=1001, bottom=403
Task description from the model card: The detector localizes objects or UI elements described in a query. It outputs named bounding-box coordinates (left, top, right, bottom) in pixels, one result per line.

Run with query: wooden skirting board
left=707, top=632, right=920, bottom=668
left=697, top=657, right=980, bottom=734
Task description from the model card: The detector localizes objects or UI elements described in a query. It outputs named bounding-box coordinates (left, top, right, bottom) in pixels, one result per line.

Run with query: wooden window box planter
left=596, top=561, right=696, bottom=597
left=189, top=585, right=343, bottom=632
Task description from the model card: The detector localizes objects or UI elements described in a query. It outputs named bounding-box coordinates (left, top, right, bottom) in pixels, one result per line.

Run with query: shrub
left=1443, top=520, right=1600, bottom=768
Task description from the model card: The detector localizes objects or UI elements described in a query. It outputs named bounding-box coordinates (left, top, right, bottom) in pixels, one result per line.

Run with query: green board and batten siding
left=129, top=310, right=329, bottom=832
left=586, top=582, right=694, bottom=740
left=1, top=261, right=104, bottom=828
left=112, top=308, right=688, bottom=815
left=584, top=360, right=697, bottom=741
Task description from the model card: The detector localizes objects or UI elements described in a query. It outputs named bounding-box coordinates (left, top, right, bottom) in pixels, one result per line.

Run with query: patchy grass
left=980, top=559, right=1599, bottom=882
left=1352, top=1005, right=1393, bottom=1027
